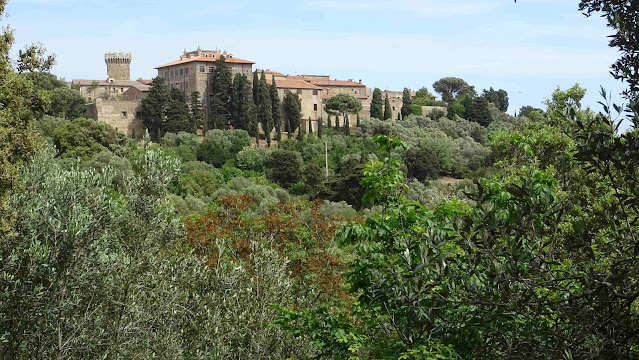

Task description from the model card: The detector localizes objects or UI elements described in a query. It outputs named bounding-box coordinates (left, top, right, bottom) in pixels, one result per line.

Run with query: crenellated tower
left=105, top=52, right=132, bottom=80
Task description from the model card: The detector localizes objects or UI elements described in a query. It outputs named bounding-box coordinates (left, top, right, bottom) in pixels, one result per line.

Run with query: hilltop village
left=70, top=48, right=442, bottom=139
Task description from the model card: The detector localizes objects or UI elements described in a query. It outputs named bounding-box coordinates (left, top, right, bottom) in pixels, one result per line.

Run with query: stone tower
left=105, top=52, right=131, bottom=80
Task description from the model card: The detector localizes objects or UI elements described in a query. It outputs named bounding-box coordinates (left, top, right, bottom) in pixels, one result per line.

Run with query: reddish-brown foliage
left=184, top=195, right=358, bottom=301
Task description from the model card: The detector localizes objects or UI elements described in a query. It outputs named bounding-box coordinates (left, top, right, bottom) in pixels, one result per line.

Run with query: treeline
left=140, top=59, right=304, bottom=146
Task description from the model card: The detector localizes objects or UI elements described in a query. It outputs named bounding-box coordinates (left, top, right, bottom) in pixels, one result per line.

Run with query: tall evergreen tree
left=252, top=70, right=259, bottom=104
left=383, top=93, right=392, bottom=120
left=308, top=116, right=313, bottom=134
left=317, top=116, right=323, bottom=138
left=327, top=114, right=332, bottom=129
left=370, top=88, right=384, bottom=119
left=257, top=71, right=273, bottom=147
left=282, top=91, right=302, bottom=139
left=270, top=75, right=282, bottom=143
left=343, top=116, right=350, bottom=135
left=229, top=74, right=254, bottom=132
left=401, top=87, right=413, bottom=119
left=164, top=88, right=192, bottom=134
left=334, top=115, right=340, bottom=131
left=140, top=76, right=170, bottom=139
left=209, top=55, right=233, bottom=129
left=189, top=91, right=203, bottom=132
left=356, top=112, right=360, bottom=127
left=230, top=73, right=242, bottom=126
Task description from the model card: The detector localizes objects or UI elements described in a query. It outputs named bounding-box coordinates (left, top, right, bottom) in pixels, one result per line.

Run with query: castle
left=76, top=47, right=443, bottom=138
left=73, top=52, right=149, bottom=137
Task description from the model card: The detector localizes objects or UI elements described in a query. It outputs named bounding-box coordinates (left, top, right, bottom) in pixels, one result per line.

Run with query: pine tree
left=189, top=91, right=203, bottom=132
left=384, top=93, right=392, bottom=120
left=370, top=87, right=383, bottom=119
left=308, top=116, right=313, bottom=134
left=141, top=76, right=170, bottom=139
left=270, top=75, right=282, bottom=143
left=317, top=116, right=323, bottom=138
left=164, top=88, right=192, bottom=134
left=209, top=55, right=232, bottom=129
left=401, top=87, right=413, bottom=120
left=257, top=70, right=273, bottom=147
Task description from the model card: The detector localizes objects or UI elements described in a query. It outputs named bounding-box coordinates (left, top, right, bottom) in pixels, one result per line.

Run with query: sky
left=6, top=0, right=628, bottom=114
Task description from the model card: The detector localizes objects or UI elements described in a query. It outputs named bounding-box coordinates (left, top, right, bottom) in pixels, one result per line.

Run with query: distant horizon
left=6, top=0, right=628, bottom=115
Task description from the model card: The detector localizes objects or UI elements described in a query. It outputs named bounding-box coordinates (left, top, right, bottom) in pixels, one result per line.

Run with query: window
left=175, top=83, right=178, bottom=89
left=185, top=67, right=189, bottom=75
left=120, top=88, right=124, bottom=93
left=170, top=70, right=174, bottom=77
left=392, top=106, right=396, bottom=111
left=313, top=89, right=318, bottom=95
left=179, top=68, right=184, bottom=76
left=136, top=111, right=142, bottom=118
left=199, top=65, right=205, bottom=73
left=314, top=104, right=318, bottom=111
left=121, top=111, right=128, bottom=119
left=209, top=66, right=214, bottom=73
left=199, top=80, right=206, bottom=89
left=297, top=89, right=302, bottom=95
left=165, top=71, right=169, bottom=78
left=185, top=80, right=189, bottom=90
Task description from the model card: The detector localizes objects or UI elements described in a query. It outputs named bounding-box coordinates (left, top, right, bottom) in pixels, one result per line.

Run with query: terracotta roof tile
left=266, top=78, right=321, bottom=90
left=155, top=54, right=254, bottom=69
left=310, top=79, right=366, bottom=87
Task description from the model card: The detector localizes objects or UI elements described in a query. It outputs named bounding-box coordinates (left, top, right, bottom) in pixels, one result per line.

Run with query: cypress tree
left=383, top=93, right=392, bottom=120
left=257, top=71, right=273, bottom=147
left=334, top=114, right=340, bottom=131
left=270, top=75, right=282, bottom=143
left=209, top=55, right=232, bottom=129
left=282, top=91, right=301, bottom=139
left=397, top=112, right=401, bottom=120
left=327, top=114, right=332, bottom=129
left=297, top=121, right=305, bottom=141
left=370, top=87, right=383, bottom=119
left=317, top=116, right=323, bottom=138
left=343, top=116, right=350, bottom=136
left=229, top=74, right=241, bottom=127
left=308, top=116, right=313, bottom=134
left=252, top=70, right=259, bottom=104
left=356, top=112, right=360, bottom=127
left=140, top=76, right=170, bottom=139
left=401, top=87, right=413, bottom=120
left=231, top=74, right=253, bottom=132
left=164, top=88, right=191, bottom=134
left=189, top=91, right=203, bottom=132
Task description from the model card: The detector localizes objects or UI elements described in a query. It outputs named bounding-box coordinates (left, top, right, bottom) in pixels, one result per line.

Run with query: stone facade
left=265, top=77, right=324, bottom=134
left=122, top=85, right=150, bottom=101
left=105, top=52, right=132, bottom=81
left=86, top=98, right=145, bottom=138
left=155, top=47, right=255, bottom=124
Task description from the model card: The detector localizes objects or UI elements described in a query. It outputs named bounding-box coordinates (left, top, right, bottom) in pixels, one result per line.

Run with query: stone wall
left=105, top=52, right=131, bottom=81
left=87, top=98, right=145, bottom=138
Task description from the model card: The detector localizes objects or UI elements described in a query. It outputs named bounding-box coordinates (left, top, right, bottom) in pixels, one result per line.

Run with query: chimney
left=359, top=79, right=362, bottom=84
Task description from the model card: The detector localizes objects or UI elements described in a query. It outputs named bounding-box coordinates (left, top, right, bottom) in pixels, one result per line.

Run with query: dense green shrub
left=405, top=146, right=441, bottom=181
left=197, top=129, right=250, bottom=167
left=267, top=149, right=303, bottom=188
left=52, top=117, right=128, bottom=160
